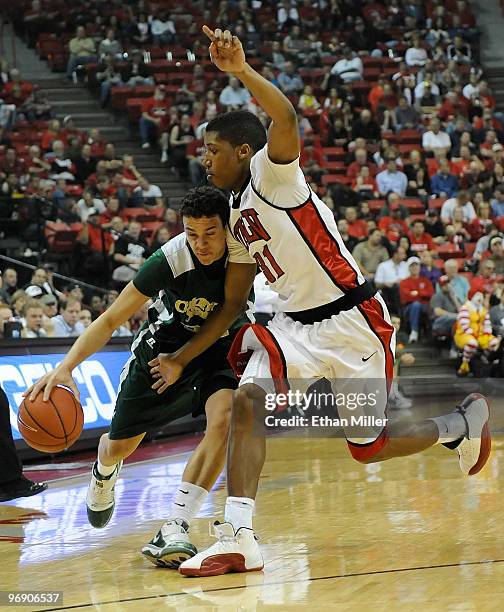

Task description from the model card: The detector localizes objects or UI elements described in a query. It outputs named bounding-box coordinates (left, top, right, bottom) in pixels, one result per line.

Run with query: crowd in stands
left=1, top=0, right=504, bottom=374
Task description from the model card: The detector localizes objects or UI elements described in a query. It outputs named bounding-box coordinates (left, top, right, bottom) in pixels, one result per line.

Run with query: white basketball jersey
left=227, top=145, right=365, bottom=313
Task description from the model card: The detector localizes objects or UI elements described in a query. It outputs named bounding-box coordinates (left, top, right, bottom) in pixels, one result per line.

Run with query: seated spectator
left=409, top=219, right=435, bottom=253
left=446, top=35, right=472, bottom=64
left=98, top=29, right=122, bottom=58
left=439, top=258, right=470, bottom=303
left=164, top=207, right=183, bottom=236
left=269, top=40, right=287, bottom=70
left=96, top=53, right=124, bottom=107
left=76, top=189, right=105, bottom=222
left=328, top=46, right=363, bottom=84
left=277, top=62, right=304, bottom=95
left=351, top=109, right=381, bottom=142
left=24, top=267, right=57, bottom=299
left=66, top=26, right=97, bottom=79
left=40, top=293, right=58, bottom=325
left=120, top=50, right=154, bottom=87
left=491, top=184, right=504, bottom=218
left=345, top=206, right=368, bottom=239
left=454, top=288, right=499, bottom=376
left=298, top=85, right=320, bottom=112
left=375, top=246, right=409, bottom=315
left=430, top=158, right=459, bottom=198
left=0, top=303, right=13, bottom=338
left=112, top=220, right=150, bottom=285
left=45, top=140, right=75, bottom=182
left=484, top=234, right=504, bottom=275
left=347, top=148, right=378, bottom=180
left=467, top=201, right=493, bottom=241
left=140, top=86, right=170, bottom=149
left=405, top=36, right=428, bottom=67
left=470, top=259, right=499, bottom=296
left=151, top=226, right=172, bottom=251
left=430, top=275, right=460, bottom=339
left=52, top=297, right=85, bottom=337
left=167, top=114, right=194, bottom=177
left=1, top=269, right=18, bottom=304
left=74, top=144, right=97, bottom=184
left=219, top=76, right=252, bottom=110
left=490, top=290, right=504, bottom=335
left=132, top=177, right=163, bottom=208
left=150, top=11, right=176, bottom=45
left=0, top=148, right=26, bottom=178
left=420, top=250, right=442, bottom=286
left=378, top=200, right=409, bottom=244
left=79, top=309, right=92, bottom=328
left=400, top=256, right=435, bottom=342
left=352, top=167, right=378, bottom=198
left=395, top=96, right=420, bottom=130
left=21, top=300, right=48, bottom=338
left=441, top=190, right=476, bottom=224
left=337, top=218, right=360, bottom=252
left=18, top=88, right=52, bottom=122
left=422, top=118, right=451, bottom=157
left=376, top=157, right=408, bottom=196
left=351, top=228, right=389, bottom=282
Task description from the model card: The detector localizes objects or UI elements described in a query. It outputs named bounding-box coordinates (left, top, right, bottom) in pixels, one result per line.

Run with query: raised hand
left=202, top=26, right=246, bottom=74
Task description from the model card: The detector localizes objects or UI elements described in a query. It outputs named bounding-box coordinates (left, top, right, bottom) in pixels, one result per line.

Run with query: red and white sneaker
left=178, top=521, right=264, bottom=577
left=454, top=393, right=491, bottom=476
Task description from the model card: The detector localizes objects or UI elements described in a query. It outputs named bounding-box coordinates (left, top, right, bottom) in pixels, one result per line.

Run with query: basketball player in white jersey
left=149, top=26, right=491, bottom=577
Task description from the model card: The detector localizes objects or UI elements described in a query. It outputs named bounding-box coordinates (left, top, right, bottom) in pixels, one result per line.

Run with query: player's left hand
left=202, top=26, right=246, bottom=74
left=148, top=353, right=184, bottom=394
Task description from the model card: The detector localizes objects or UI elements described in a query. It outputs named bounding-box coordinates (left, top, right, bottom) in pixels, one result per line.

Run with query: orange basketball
left=17, top=386, right=84, bottom=453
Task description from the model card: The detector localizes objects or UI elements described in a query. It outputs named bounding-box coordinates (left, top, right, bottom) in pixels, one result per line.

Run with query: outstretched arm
left=202, top=26, right=299, bottom=164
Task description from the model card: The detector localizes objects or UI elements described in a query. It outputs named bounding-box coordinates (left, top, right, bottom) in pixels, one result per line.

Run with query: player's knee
left=233, top=383, right=266, bottom=412
left=106, top=436, right=140, bottom=460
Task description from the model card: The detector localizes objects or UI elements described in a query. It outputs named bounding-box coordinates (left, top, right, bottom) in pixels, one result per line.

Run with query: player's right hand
left=24, top=365, right=80, bottom=403
left=202, top=26, right=246, bottom=74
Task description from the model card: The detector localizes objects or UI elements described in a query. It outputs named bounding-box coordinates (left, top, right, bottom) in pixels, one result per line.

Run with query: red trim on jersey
left=287, top=199, right=359, bottom=291
left=227, top=323, right=289, bottom=398
left=347, top=428, right=389, bottom=462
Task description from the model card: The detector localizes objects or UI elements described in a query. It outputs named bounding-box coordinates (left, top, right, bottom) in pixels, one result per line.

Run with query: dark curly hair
left=180, top=185, right=230, bottom=227
left=206, top=110, right=267, bottom=153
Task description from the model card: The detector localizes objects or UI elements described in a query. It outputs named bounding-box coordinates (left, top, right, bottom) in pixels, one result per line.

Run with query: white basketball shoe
left=86, top=461, right=122, bottom=528
left=179, top=521, right=264, bottom=577
left=141, top=520, right=197, bottom=568
left=449, top=393, right=491, bottom=476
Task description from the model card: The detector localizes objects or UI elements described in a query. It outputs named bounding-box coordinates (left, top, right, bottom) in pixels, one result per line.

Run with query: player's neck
left=231, top=166, right=251, bottom=196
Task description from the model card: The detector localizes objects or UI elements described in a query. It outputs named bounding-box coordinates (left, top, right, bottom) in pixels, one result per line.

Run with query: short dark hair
left=180, top=186, right=230, bottom=227
left=206, top=110, right=267, bottom=153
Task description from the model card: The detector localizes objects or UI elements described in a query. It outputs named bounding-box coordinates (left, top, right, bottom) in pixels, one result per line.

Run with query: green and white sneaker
left=141, top=520, right=197, bottom=569
left=86, top=461, right=122, bottom=528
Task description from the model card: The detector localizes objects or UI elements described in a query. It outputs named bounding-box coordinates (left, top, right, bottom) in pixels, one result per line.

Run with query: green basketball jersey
left=133, top=233, right=254, bottom=349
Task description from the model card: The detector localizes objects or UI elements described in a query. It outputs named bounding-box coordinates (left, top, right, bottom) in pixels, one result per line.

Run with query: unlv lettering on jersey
left=233, top=209, right=271, bottom=248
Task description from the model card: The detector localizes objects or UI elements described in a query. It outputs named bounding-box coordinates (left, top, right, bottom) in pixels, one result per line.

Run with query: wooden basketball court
left=2, top=430, right=504, bottom=611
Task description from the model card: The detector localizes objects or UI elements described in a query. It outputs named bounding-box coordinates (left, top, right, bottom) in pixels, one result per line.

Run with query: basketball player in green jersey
left=25, top=185, right=256, bottom=568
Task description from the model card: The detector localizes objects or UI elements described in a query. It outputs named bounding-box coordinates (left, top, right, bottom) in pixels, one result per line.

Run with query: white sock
left=430, top=413, right=467, bottom=444
left=168, top=482, right=208, bottom=526
left=225, top=496, right=255, bottom=531
left=97, top=458, right=116, bottom=477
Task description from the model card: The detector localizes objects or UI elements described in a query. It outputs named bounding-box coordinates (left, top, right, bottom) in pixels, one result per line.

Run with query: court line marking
left=34, top=557, right=504, bottom=611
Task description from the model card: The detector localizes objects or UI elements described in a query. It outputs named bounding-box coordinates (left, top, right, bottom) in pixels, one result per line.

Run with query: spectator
left=98, top=29, right=122, bottom=58
left=140, top=86, right=169, bottom=149
left=375, top=246, right=409, bottom=315
left=337, top=218, right=359, bottom=252
left=66, top=26, right=97, bottom=80
left=490, top=184, right=504, bottom=218
left=132, top=177, right=164, bottom=208
left=351, top=228, right=389, bottom=281
left=21, top=300, right=48, bottom=338
left=79, top=309, right=92, bottom=328
left=74, top=144, right=97, bottom=184
left=439, top=259, right=470, bottom=304
left=345, top=206, right=368, bottom=239
left=328, top=46, right=363, bottom=84
left=446, top=35, right=472, bottom=64
left=399, top=256, right=435, bottom=343
left=422, top=118, right=451, bottom=157
left=405, top=36, right=428, bottom=67
left=454, top=288, right=499, bottom=376
left=430, top=274, right=460, bottom=336
left=490, top=291, right=504, bottom=335
left=0, top=303, right=13, bottom=338
left=40, top=293, right=58, bottom=323
left=351, top=110, right=381, bottom=142
left=485, top=234, right=504, bottom=275
left=277, top=62, right=304, bottom=95
left=77, top=189, right=105, bottom=222
left=298, top=85, right=320, bottom=112
left=378, top=200, right=409, bottom=244
left=0, top=268, right=17, bottom=303
left=470, top=259, right=498, bottom=297
left=167, top=113, right=194, bottom=175
left=151, top=226, right=172, bottom=251
left=347, top=148, right=378, bottom=180
left=430, top=158, right=459, bottom=198
left=112, top=220, right=149, bottom=284
left=408, top=219, right=435, bottom=253
left=219, top=76, right=252, bottom=111
left=24, top=267, right=56, bottom=298
left=52, top=297, right=85, bottom=337
left=376, top=157, right=408, bottom=196
left=96, top=53, right=124, bottom=107
left=441, top=190, right=476, bottom=224
left=395, top=96, right=420, bottom=130
left=150, top=11, right=176, bottom=45
left=120, top=50, right=153, bottom=87
left=420, top=250, right=442, bottom=286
